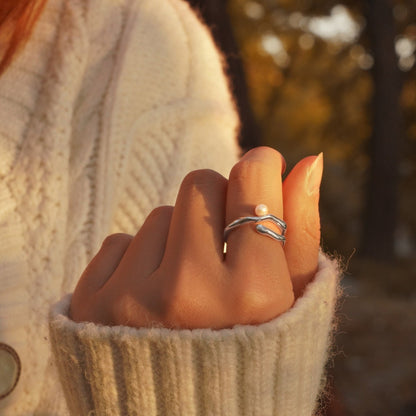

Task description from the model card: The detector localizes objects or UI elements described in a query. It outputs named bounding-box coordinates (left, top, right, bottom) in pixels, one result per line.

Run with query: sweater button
left=0, top=343, right=21, bottom=399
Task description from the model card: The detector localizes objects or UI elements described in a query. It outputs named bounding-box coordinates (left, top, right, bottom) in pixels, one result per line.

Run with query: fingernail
left=306, top=153, right=323, bottom=196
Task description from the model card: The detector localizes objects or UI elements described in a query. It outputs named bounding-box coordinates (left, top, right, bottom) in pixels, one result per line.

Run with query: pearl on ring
left=255, top=204, right=269, bottom=216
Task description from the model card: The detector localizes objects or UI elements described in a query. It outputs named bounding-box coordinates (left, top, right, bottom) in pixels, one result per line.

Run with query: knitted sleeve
left=49, top=254, right=338, bottom=416
left=49, top=1, right=338, bottom=415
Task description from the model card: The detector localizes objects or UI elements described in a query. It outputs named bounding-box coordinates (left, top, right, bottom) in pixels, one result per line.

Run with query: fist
left=70, top=147, right=323, bottom=329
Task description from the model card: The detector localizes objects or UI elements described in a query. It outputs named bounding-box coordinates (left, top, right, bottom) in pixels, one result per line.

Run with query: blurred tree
left=227, top=0, right=415, bottom=260
left=185, top=0, right=260, bottom=151
left=185, top=0, right=416, bottom=260
left=361, top=0, right=403, bottom=261
left=228, top=0, right=372, bottom=254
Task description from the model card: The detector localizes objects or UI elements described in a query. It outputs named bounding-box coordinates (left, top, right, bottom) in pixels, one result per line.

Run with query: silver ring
left=224, top=205, right=287, bottom=246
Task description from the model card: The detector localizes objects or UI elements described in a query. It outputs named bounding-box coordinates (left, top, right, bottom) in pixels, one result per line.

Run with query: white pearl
left=255, top=204, right=268, bottom=216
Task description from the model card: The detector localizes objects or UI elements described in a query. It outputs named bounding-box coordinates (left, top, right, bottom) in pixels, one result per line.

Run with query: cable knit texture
left=50, top=255, right=338, bottom=416
left=0, top=0, right=337, bottom=414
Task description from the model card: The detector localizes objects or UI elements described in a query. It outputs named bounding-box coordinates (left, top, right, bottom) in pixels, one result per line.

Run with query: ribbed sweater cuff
left=49, top=254, right=338, bottom=416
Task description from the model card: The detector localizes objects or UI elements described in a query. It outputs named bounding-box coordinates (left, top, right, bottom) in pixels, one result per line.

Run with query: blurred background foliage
left=186, top=0, right=416, bottom=414
left=226, top=0, right=416, bottom=263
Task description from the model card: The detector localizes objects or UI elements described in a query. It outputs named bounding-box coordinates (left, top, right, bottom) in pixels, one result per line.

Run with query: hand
left=70, top=147, right=323, bottom=329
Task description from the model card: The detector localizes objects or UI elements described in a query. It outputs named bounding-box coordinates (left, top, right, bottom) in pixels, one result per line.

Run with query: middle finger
left=163, top=169, right=227, bottom=265
left=225, top=147, right=288, bottom=274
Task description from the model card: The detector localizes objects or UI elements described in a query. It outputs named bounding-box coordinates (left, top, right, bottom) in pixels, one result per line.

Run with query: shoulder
left=82, top=0, right=209, bottom=55
left=57, top=0, right=222, bottom=73
left=63, top=0, right=233, bottom=117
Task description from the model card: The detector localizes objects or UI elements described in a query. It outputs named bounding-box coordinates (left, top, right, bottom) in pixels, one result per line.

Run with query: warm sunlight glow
left=308, top=5, right=361, bottom=43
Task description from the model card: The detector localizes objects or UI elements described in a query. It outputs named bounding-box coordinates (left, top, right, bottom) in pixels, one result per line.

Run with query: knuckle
left=229, top=158, right=263, bottom=185
left=232, top=273, right=294, bottom=324
left=248, top=146, right=283, bottom=165
left=147, top=205, right=174, bottom=221
left=84, top=290, right=137, bottom=327
left=181, top=169, right=225, bottom=193
left=234, top=288, right=273, bottom=319
left=230, top=147, right=283, bottom=184
left=101, top=233, right=133, bottom=249
left=155, top=266, right=208, bottom=326
left=70, top=293, right=98, bottom=323
left=109, top=293, right=136, bottom=325
left=156, top=288, right=187, bottom=325
left=254, top=146, right=283, bottom=161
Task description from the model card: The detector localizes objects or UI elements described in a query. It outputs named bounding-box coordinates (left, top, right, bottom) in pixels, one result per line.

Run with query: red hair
left=0, top=0, right=47, bottom=75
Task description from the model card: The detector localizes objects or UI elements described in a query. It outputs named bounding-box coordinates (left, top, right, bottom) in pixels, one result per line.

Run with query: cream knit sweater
left=0, top=0, right=338, bottom=414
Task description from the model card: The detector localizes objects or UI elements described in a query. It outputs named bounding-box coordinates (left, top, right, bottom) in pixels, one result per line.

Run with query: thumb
left=282, top=153, right=323, bottom=298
